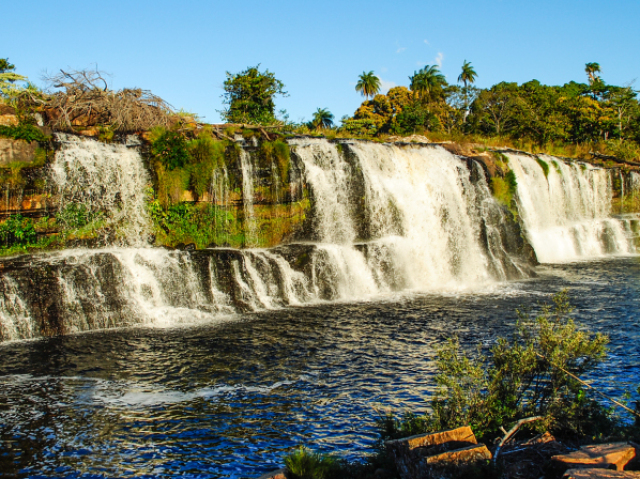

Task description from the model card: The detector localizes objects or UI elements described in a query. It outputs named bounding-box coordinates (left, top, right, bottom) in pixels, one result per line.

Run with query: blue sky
left=4, top=0, right=640, bottom=124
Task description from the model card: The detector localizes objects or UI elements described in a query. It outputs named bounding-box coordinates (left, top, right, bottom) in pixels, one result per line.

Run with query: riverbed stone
left=385, top=426, right=490, bottom=479
left=553, top=443, right=637, bottom=471
left=564, top=469, right=640, bottom=478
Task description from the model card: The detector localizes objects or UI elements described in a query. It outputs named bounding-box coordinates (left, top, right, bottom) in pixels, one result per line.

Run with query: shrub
left=284, top=447, right=336, bottom=479
left=0, top=123, right=48, bottom=143
left=385, top=291, right=613, bottom=442
left=150, top=127, right=190, bottom=170
left=0, top=214, right=37, bottom=247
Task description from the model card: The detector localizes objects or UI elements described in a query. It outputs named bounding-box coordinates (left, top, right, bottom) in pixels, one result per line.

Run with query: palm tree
left=311, top=108, right=334, bottom=130
left=355, top=71, right=381, bottom=100
left=458, top=60, right=477, bottom=88
left=409, top=65, right=446, bottom=101
left=585, top=62, right=601, bottom=84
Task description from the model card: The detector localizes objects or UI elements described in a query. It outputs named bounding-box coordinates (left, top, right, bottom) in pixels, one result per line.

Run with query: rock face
left=0, top=139, right=38, bottom=166
left=553, top=443, right=637, bottom=471
left=385, top=426, right=491, bottom=479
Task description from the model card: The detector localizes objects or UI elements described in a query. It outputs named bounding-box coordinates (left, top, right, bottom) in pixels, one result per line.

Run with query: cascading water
left=291, top=139, right=528, bottom=294
left=50, top=134, right=151, bottom=245
left=506, top=152, right=637, bottom=263
left=6, top=136, right=636, bottom=342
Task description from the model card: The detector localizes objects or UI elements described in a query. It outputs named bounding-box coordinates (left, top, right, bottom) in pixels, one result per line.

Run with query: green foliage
left=606, top=139, right=640, bottom=162
left=258, top=139, right=291, bottom=183
left=355, top=71, right=381, bottom=100
left=150, top=127, right=190, bottom=170
left=491, top=169, right=518, bottom=215
left=221, top=65, right=287, bottom=124
left=0, top=215, right=36, bottom=247
left=385, top=291, right=613, bottom=442
left=535, top=157, right=550, bottom=177
left=187, top=131, right=226, bottom=198
left=409, top=65, right=447, bottom=102
left=0, top=57, right=27, bottom=98
left=309, top=108, right=335, bottom=130
left=0, top=123, right=48, bottom=143
left=56, top=204, right=103, bottom=230
left=284, top=447, right=336, bottom=479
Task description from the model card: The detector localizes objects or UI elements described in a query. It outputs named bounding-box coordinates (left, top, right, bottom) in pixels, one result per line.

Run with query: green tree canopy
left=221, top=65, right=287, bottom=125
left=0, top=57, right=27, bottom=98
left=355, top=71, right=381, bottom=100
left=310, top=108, right=334, bottom=130
left=409, top=65, right=447, bottom=102
left=458, top=60, right=477, bottom=88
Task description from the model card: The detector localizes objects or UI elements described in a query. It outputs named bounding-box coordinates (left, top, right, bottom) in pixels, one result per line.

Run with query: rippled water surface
left=1, top=259, right=639, bottom=478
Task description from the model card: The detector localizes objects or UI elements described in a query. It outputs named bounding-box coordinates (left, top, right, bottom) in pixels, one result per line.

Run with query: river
left=1, top=258, right=638, bottom=478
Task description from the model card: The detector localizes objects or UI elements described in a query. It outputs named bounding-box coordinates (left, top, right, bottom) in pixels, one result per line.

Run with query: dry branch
left=17, top=68, right=176, bottom=132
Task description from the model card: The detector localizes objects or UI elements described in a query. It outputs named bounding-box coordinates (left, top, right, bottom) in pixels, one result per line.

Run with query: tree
left=458, top=60, right=477, bottom=88
left=585, top=62, right=601, bottom=84
left=310, top=108, right=334, bottom=130
left=0, top=58, right=27, bottom=98
left=221, top=65, right=287, bottom=125
left=409, top=65, right=447, bottom=102
left=355, top=71, right=381, bottom=100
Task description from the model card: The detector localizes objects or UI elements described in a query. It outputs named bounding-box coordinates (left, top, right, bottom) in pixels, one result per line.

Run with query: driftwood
left=493, top=416, right=545, bottom=464
left=16, top=69, right=175, bottom=132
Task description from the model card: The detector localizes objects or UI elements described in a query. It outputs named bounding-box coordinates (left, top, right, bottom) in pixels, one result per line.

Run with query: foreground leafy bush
left=384, top=291, right=613, bottom=442
left=285, top=447, right=336, bottom=479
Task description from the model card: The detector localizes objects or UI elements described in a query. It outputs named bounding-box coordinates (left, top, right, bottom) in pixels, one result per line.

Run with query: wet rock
left=0, top=139, right=37, bottom=166
left=553, top=443, right=637, bottom=471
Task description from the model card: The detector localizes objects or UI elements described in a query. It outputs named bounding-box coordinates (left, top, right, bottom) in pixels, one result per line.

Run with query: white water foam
left=506, top=152, right=636, bottom=263
left=50, top=134, right=151, bottom=245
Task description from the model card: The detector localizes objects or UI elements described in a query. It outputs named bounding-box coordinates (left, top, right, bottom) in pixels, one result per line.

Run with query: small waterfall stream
left=0, top=137, right=637, bottom=341
left=506, top=152, right=636, bottom=263
left=50, top=134, right=151, bottom=245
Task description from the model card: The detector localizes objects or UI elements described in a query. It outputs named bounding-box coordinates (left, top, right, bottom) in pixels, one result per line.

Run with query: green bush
left=56, top=204, right=102, bottom=229
left=0, top=123, right=48, bottom=143
left=0, top=214, right=37, bottom=247
left=150, top=127, right=190, bottom=170
left=385, top=291, right=614, bottom=442
left=284, top=447, right=336, bottom=479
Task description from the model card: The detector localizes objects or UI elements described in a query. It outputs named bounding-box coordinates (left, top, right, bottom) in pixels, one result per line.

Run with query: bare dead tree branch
left=17, top=68, right=176, bottom=132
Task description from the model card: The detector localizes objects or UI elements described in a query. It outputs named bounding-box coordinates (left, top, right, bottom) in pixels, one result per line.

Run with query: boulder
left=385, top=426, right=491, bottom=479
left=553, top=443, right=637, bottom=471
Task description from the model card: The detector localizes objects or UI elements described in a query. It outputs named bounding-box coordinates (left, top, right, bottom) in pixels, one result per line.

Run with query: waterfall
left=13, top=136, right=638, bottom=342
left=290, top=139, right=526, bottom=293
left=506, top=152, right=636, bottom=263
left=50, top=134, right=151, bottom=245
left=239, top=149, right=257, bottom=246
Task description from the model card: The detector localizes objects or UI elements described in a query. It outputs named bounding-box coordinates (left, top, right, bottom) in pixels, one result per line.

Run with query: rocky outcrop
left=0, top=139, right=38, bottom=166
left=385, top=426, right=491, bottom=479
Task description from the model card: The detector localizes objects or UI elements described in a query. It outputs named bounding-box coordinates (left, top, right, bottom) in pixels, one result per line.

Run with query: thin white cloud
left=379, top=78, right=397, bottom=94
left=380, top=67, right=388, bottom=73
left=435, top=52, right=444, bottom=67
left=396, top=47, right=406, bottom=54
left=424, top=39, right=430, bottom=45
